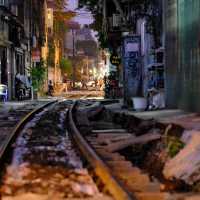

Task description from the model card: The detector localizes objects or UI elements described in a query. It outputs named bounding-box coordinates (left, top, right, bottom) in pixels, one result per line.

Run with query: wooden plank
left=106, top=133, right=161, bottom=152
left=97, top=133, right=132, bottom=139
left=92, top=129, right=127, bottom=133
left=96, top=135, right=133, bottom=145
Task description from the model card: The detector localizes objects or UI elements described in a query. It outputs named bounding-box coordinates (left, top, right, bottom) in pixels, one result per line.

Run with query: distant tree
left=73, top=57, right=86, bottom=82
left=30, top=60, right=46, bottom=91
left=60, top=57, right=72, bottom=77
left=54, top=0, right=76, bottom=40
left=47, top=0, right=76, bottom=68
left=47, top=41, right=55, bottom=67
left=76, top=40, right=98, bottom=57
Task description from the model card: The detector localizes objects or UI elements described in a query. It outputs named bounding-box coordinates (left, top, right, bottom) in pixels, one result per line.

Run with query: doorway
left=0, top=47, right=8, bottom=85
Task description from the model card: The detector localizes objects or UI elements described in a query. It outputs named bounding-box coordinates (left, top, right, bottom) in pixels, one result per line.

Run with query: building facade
left=79, top=0, right=164, bottom=103
left=165, top=0, right=200, bottom=111
left=0, top=0, right=47, bottom=99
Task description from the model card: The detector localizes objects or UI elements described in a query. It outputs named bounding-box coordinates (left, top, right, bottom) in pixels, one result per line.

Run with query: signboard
left=123, top=35, right=141, bottom=102
left=125, top=43, right=139, bottom=52
left=110, top=53, right=121, bottom=66
left=32, top=49, right=41, bottom=62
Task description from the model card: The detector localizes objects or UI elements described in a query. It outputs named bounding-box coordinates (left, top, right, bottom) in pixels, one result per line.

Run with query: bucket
left=132, top=97, right=147, bottom=111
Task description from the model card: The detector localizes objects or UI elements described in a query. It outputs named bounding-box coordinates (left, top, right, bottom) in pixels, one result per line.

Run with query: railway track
left=0, top=101, right=52, bottom=156
left=0, top=100, right=114, bottom=200
left=1, top=99, right=198, bottom=200
left=71, top=100, right=200, bottom=200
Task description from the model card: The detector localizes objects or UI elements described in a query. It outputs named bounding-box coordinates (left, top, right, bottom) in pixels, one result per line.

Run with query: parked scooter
left=15, top=75, right=31, bottom=101
left=15, top=78, right=24, bottom=100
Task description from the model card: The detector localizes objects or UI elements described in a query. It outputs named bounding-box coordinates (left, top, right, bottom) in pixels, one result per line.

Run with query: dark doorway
left=0, top=47, right=8, bottom=85
left=16, top=53, right=25, bottom=75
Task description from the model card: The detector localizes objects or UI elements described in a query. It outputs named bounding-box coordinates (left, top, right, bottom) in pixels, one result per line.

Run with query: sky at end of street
left=67, top=0, right=94, bottom=26
left=67, top=0, right=97, bottom=41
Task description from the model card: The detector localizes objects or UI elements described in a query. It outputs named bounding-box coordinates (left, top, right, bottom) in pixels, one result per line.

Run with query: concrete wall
left=165, top=0, right=200, bottom=111
left=165, top=0, right=179, bottom=108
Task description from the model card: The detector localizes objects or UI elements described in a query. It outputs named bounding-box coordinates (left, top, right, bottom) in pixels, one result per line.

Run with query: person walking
left=48, top=80, right=54, bottom=96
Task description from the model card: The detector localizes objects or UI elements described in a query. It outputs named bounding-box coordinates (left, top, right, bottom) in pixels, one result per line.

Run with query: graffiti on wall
left=123, top=35, right=141, bottom=100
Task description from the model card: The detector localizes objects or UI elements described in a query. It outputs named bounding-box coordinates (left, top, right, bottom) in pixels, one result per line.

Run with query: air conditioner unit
left=112, top=13, right=121, bottom=27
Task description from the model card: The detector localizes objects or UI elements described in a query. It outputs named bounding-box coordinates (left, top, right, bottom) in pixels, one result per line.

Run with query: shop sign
left=110, top=54, right=121, bottom=66
left=32, top=50, right=41, bottom=62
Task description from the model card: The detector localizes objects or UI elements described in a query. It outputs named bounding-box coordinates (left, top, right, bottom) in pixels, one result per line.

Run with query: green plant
left=97, top=31, right=108, bottom=49
left=166, top=136, right=185, bottom=158
left=30, top=60, right=46, bottom=91
left=59, top=57, right=72, bottom=77
left=47, top=42, right=55, bottom=67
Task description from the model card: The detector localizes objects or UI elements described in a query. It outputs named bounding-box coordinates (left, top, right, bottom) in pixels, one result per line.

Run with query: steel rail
left=69, top=101, right=136, bottom=200
left=0, top=100, right=57, bottom=163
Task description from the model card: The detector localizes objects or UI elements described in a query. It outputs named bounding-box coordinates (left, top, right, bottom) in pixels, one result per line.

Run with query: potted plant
left=30, top=60, right=46, bottom=99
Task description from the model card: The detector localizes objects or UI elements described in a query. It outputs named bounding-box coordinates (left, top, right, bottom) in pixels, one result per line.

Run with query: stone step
left=92, top=129, right=127, bottom=133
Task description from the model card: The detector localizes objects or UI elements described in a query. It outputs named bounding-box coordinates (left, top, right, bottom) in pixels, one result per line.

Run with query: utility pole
left=87, top=56, right=89, bottom=82
left=102, top=0, right=107, bottom=33
left=112, top=0, right=126, bottom=23
left=72, top=29, right=75, bottom=88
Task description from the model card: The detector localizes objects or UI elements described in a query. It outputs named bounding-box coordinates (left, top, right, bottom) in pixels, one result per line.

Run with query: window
left=0, top=0, right=5, bottom=5
left=11, top=5, right=18, bottom=16
left=0, top=20, right=4, bottom=32
left=0, top=0, right=8, bottom=6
